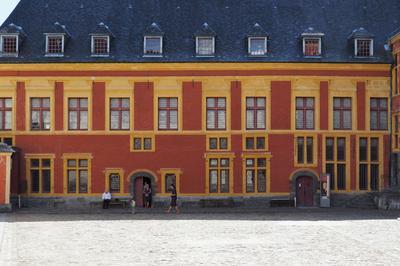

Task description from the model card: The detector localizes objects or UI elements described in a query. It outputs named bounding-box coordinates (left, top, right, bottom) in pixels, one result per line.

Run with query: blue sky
left=0, top=0, right=19, bottom=25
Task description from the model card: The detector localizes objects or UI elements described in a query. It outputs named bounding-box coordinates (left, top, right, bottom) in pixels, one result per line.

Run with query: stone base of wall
left=0, top=204, right=12, bottom=213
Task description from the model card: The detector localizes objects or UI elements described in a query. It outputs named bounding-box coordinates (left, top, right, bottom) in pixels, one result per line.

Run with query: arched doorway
left=130, top=171, right=157, bottom=208
left=290, top=170, right=318, bottom=207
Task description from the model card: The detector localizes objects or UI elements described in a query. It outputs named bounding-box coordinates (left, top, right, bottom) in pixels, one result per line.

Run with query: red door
left=296, top=176, right=314, bottom=206
left=134, top=177, right=144, bottom=207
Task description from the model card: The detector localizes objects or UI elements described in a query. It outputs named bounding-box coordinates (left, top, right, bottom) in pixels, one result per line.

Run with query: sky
left=0, top=0, right=20, bottom=25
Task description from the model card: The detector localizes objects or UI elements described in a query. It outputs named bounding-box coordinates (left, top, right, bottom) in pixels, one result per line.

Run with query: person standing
left=143, top=182, right=151, bottom=208
left=167, top=184, right=179, bottom=214
left=102, top=191, right=112, bottom=209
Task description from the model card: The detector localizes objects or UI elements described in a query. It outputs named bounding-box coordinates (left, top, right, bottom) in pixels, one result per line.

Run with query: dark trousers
left=103, top=199, right=110, bottom=209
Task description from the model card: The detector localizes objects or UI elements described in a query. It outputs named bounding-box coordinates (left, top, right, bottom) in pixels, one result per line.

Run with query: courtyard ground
left=1, top=208, right=400, bottom=266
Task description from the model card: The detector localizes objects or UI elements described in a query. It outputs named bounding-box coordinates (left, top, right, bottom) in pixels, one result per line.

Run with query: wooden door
left=134, top=177, right=143, bottom=207
left=296, top=176, right=314, bottom=206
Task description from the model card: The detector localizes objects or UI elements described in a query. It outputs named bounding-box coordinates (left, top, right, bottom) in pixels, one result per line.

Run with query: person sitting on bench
left=102, top=191, right=112, bottom=209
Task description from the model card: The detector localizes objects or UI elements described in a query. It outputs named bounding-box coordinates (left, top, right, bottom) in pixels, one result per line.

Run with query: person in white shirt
left=102, top=191, right=112, bottom=209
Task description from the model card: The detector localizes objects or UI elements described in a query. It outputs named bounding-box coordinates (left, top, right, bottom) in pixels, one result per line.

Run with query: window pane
left=249, top=38, right=266, bottom=55
left=110, top=111, right=120, bottom=129
left=42, top=169, right=51, bottom=193
left=31, top=170, right=40, bottom=193
left=220, top=158, right=229, bottom=167
left=343, top=98, right=351, bottom=108
left=80, top=111, right=88, bottom=129
left=220, top=170, right=229, bottom=193
left=206, top=98, right=215, bottom=108
left=121, top=99, right=130, bottom=108
left=209, top=170, right=218, bottom=193
left=79, top=159, right=88, bottom=167
left=159, top=98, right=167, bottom=108
left=198, top=37, right=214, bottom=55
left=297, top=137, right=304, bottom=164
left=257, top=169, right=266, bottom=192
left=306, top=98, right=314, bottom=107
left=110, top=98, right=119, bottom=108
left=206, top=110, right=215, bottom=129
left=145, top=37, right=161, bottom=54
left=144, top=138, right=152, bottom=150
left=246, top=137, right=254, bottom=150
left=217, top=98, right=226, bottom=108
left=256, top=110, right=265, bottom=129
left=134, top=138, right=142, bottom=150
left=170, top=98, right=178, bottom=108
left=42, top=98, right=50, bottom=108
left=326, top=138, right=334, bottom=161
left=333, top=110, right=340, bottom=129
left=109, top=174, right=120, bottom=193
left=80, top=98, right=88, bottom=108
left=359, top=164, right=368, bottom=190
left=31, top=111, right=40, bottom=129
left=380, top=111, right=388, bottom=130
left=333, top=98, right=341, bottom=108
left=121, top=111, right=130, bottom=129
left=305, top=110, right=314, bottom=129
left=219, top=138, right=228, bottom=150
left=246, top=159, right=254, bottom=167
left=246, top=110, right=254, bottom=129
left=256, top=137, right=265, bottom=149
left=67, top=170, right=76, bottom=193
left=370, top=98, right=377, bottom=108
left=5, top=111, right=12, bottom=129
left=296, top=98, right=303, bottom=108
left=209, top=138, right=217, bottom=149
left=69, top=111, right=78, bottom=129
left=257, top=98, right=265, bottom=107
left=69, top=98, right=78, bottom=108
left=370, top=111, right=378, bottom=130
left=170, top=110, right=178, bottom=129
left=370, top=138, right=379, bottom=161
left=337, top=138, right=346, bottom=161
left=209, top=159, right=218, bottom=167
left=158, top=110, right=167, bottom=129
left=217, top=110, right=225, bottom=129
left=359, top=138, right=368, bottom=161
left=343, top=111, right=352, bottom=129
left=257, top=158, right=266, bottom=167
left=31, top=159, right=40, bottom=168
left=79, top=170, right=88, bottom=193
left=380, top=99, right=387, bottom=108
left=306, top=137, right=313, bottom=164
left=165, top=174, right=176, bottom=193
left=43, top=111, right=51, bottom=129
left=31, top=98, right=41, bottom=108
left=67, top=159, right=76, bottom=167
left=42, top=159, right=51, bottom=168
left=337, top=164, right=346, bottom=190
left=246, top=97, right=254, bottom=108
left=296, top=110, right=304, bottom=129
left=246, top=170, right=255, bottom=193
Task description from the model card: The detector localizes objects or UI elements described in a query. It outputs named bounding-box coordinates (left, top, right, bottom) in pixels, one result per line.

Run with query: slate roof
left=0, top=0, right=400, bottom=63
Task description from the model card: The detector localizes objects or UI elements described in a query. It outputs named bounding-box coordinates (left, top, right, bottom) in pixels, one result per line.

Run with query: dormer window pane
left=46, top=36, right=63, bottom=54
left=2, top=36, right=17, bottom=54
left=249, top=37, right=267, bottom=56
left=197, top=37, right=214, bottom=56
left=356, top=39, right=372, bottom=57
left=144, top=37, right=162, bottom=55
left=92, top=36, right=109, bottom=55
left=304, top=38, right=321, bottom=56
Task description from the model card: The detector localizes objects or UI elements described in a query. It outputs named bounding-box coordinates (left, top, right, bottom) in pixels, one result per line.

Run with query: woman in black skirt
left=167, top=184, right=179, bottom=214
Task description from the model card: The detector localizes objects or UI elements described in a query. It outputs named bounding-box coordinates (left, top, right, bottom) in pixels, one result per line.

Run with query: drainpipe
left=389, top=60, right=394, bottom=188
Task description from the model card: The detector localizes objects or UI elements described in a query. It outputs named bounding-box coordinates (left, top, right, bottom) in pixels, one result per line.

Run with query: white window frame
left=248, top=37, right=267, bottom=56
left=302, top=37, right=322, bottom=57
left=196, top=36, right=215, bottom=57
left=143, top=36, right=163, bottom=57
left=0, top=34, right=19, bottom=57
left=91, top=35, right=110, bottom=57
left=45, top=34, right=65, bottom=57
left=354, top=38, right=373, bottom=57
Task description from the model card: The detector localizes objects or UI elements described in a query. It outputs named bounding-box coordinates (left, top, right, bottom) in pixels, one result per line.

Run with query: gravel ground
left=1, top=209, right=400, bottom=266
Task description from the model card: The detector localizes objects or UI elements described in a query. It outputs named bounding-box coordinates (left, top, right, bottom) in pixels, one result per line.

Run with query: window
left=325, top=137, right=347, bottom=191
left=109, top=173, right=121, bottom=193
left=245, top=157, right=267, bottom=193
left=355, top=39, right=373, bottom=57
left=91, top=36, right=109, bottom=56
left=68, top=98, right=88, bottom=130
left=196, top=37, right=215, bottom=56
left=31, top=98, right=51, bottom=130
left=370, top=98, right=388, bottom=130
left=131, top=135, right=154, bottom=152
left=208, top=158, right=230, bottom=193
left=303, top=38, right=321, bottom=56
left=295, top=136, right=316, bottom=166
left=206, top=97, right=226, bottom=130
left=158, top=97, right=178, bottom=130
left=246, top=97, right=266, bottom=130
left=333, top=97, right=352, bottom=130
left=165, top=174, right=176, bottom=193
left=0, top=136, right=13, bottom=146
left=66, top=158, right=90, bottom=194
left=28, top=158, right=52, bottom=194
left=45, top=35, right=64, bottom=55
left=244, top=135, right=267, bottom=151
left=110, top=98, right=130, bottom=130
left=394, top=114, right=399, bottom=150
left=248, top=37, right=267, bottom=56
left=296, top=97, right=314, bottom=129
left=207, top=136, right=229, bottom=151
left=144, top=36, right=162, bottom=55
left=160, top=169, right=181, bottom=194
left=0, top=98, right=12, bottom=130
left=0, top=35, right=18, bottom=55
left=358, top=137, right=380, bottom=191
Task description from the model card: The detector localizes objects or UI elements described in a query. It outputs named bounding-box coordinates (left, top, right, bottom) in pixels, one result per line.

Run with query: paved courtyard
left=1, top=209, right=400, bottom=266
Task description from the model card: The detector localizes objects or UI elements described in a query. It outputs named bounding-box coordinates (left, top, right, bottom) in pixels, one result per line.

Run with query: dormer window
left=303, top=38, right=321, bottom=56
left=0, top=35, right=18, bottom=56
left=355, top=39, right=373, bottom=57
left=144, top=36, right=162, bottom=56
left=196, top=37, right=215, bottom=56
left=91, top=36, right=109, bottom=56
left=45, top=35, right=64, bottom=56
left=248, top=37, right=267, bottom=56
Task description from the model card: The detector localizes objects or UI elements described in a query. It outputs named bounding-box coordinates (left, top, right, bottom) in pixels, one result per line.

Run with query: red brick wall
left=231, top=134, right=243, bottom=193
left=357, top=82, right=366, bottom=131
left=0, top=155, right=6, bottom=204
left=92, top=82, right=105, bottom=130
left=183, top=81, right=202, bottom=130
left=55, top=82, right=64, bottom=131
left=271, top=81, right=291, bottom=130
left=350, top=135, right=357, bottom=190
left=320, top=81, right=329, bottom=130
left=16, top=81, right=25, bottom=131
left=134, top=82, right=154, bottom=130
left=231, top=81, right=241, bottom=130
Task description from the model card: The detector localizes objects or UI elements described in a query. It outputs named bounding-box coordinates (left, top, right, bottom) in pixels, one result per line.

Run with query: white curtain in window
left=295, top=110, right=303, bottom=129
left=69, top=111, right=78, bottom=129
left=306, top=110, right=314, bottom=128
left=217, top=110, right=226, bottom=129
left=170, top=110, right=178, bottom=129
left=256, top=110, right=265, bottom=128
left=159, top=110, right=167, bottom=129
left=43, top=111, right=51, bottom=129
left=80, top=111, right=88, bottom=129
left=207, top=110, right=215, bottom=129
left=333, top=110, right=340, bottom=129
left=246, top=110, right=254, bottom=129
left=121, top=111, right=130, bottom=129
left=343, top=110, right=352, bottom=129
left=110, top=111, right=120, bottom=129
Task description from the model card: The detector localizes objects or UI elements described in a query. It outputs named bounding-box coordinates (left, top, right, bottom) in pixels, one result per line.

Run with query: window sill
left=0, top=53, right=18, bottom=57
left=91, top=54, right=110, bottom=57
left=44, top=54, right=64, bottom=57
left=247, top=54, right=268, bottom=57
left=196, top=55, right=215, bottom=58
left=143, top=54, right=163, bottom=58
left=303, top=55, right=322, bottom=58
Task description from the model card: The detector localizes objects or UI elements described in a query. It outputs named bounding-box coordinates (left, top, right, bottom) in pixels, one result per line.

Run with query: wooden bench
left=270, top=199, right=295, bottom=207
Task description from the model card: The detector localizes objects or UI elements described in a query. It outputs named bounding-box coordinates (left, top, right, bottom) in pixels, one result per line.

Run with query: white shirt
left=102, top=192, right=111, bottom=200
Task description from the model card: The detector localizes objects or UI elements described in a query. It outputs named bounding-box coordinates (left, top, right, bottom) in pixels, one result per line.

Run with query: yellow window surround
left=365, top=86, right=390, bottom=132
left=328, top=90, right=357, bottom=132
left=241, top=152, right=272, bottom=194
left=242, top=133, right=268, bottom=151
left=292, top=81, right=320, bottom=131
left=0, top=86, right=16, bottom=132
left=103, top=168, right=125, bottom=195
left=204, top=152, right=235, bottom=194
left=62, top=153, right=93, bottom=194
left=206, top=134, right=231, bottom=151
left=322, top=135, right=351, bottom=191
left=105, top=85, right=134, bottom=132
left=64, top=88, right=92, bottom=132
left=159, top=168, right=182, bottom=195
left=130, top=133, right=155, bottom=152
left=293, top=134, right=318, bottom=167
left=24, top=153, right=55, bottom=195
left=355, top=135, right=384, bottom=191
left=0, top=135, right=14, bottom=146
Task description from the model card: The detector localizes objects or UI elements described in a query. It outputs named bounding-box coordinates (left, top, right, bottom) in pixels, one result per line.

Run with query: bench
left=270, top=199, right=295, bottom=207
left=108, top=199, right=128, bottom=208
